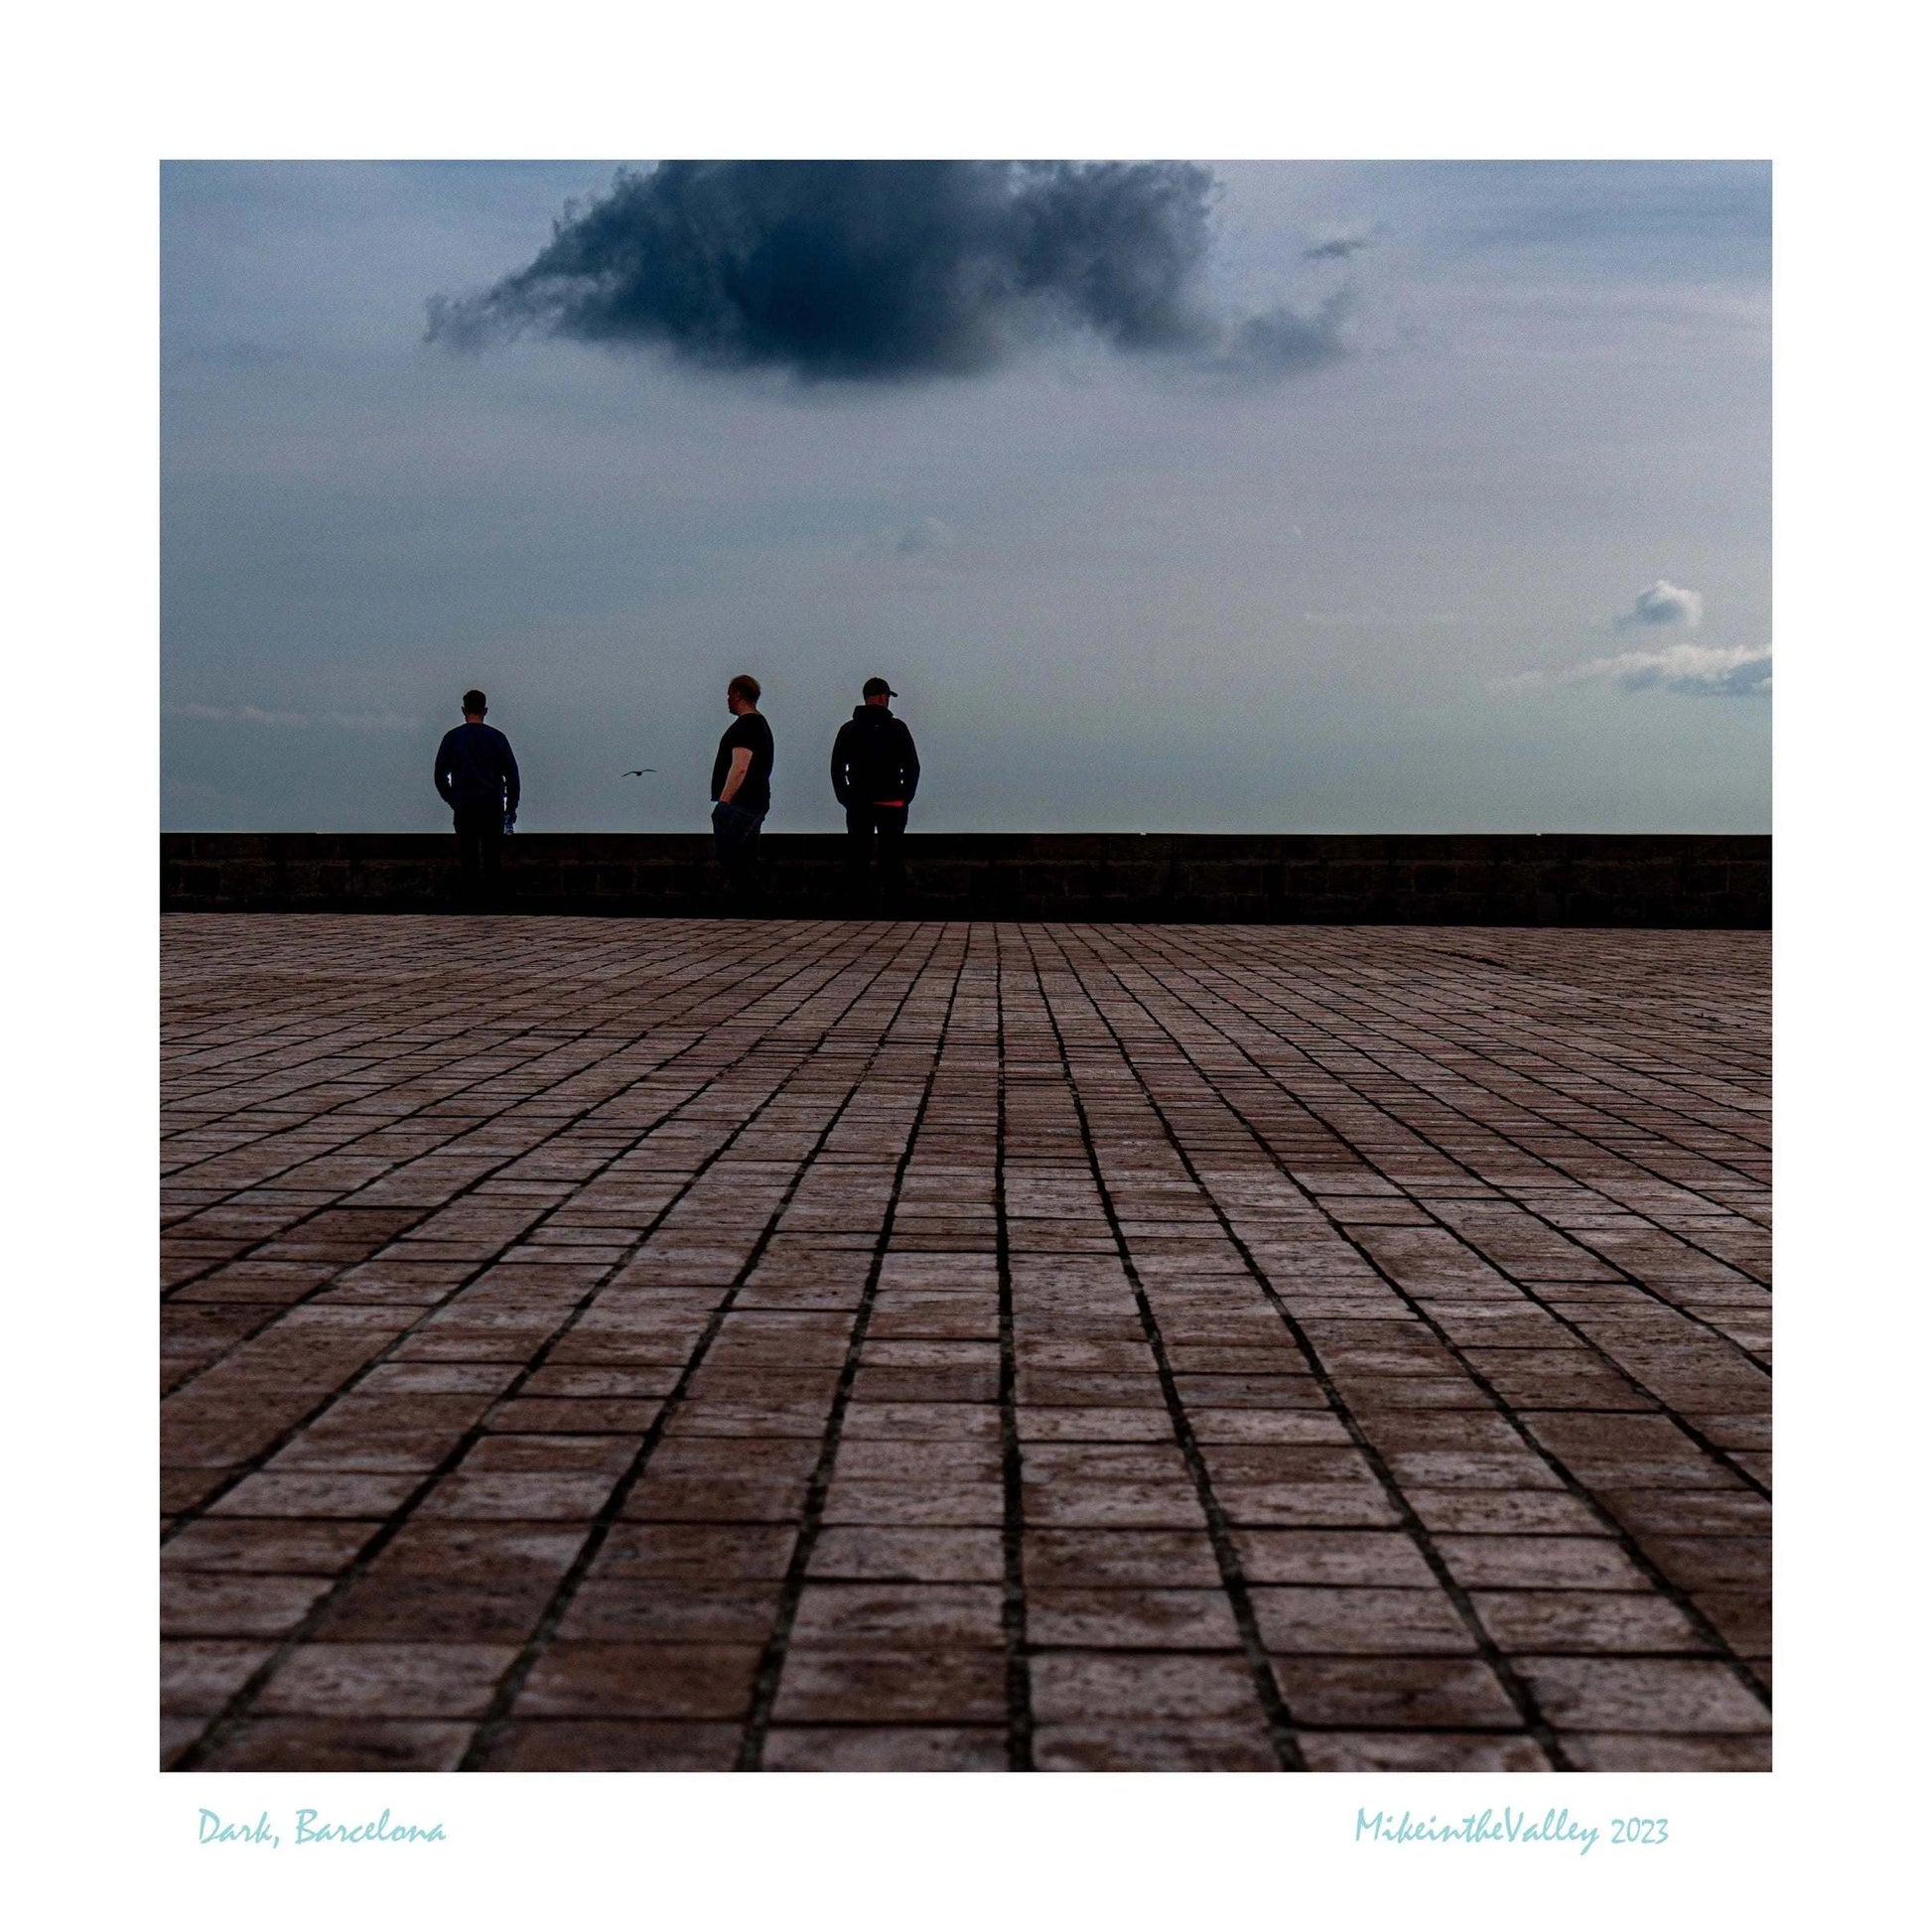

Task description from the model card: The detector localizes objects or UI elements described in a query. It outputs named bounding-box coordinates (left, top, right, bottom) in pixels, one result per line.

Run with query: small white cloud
left=1566, top=641, right=1771, bottom=697
left=1614, top=579, right=1705, bottom=631
left=166, top=702, right=308, bottom=726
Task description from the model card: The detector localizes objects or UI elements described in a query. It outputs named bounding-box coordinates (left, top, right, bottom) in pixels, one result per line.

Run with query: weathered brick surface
left=162, top=915, right=1770, bottom=1771
left=161, top=833, right=1771, bottom=927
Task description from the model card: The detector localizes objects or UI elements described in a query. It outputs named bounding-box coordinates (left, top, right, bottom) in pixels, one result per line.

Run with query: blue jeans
left=711, top=799, right=766, bottom=902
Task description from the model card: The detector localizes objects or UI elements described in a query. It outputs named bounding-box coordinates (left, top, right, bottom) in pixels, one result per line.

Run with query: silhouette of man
left=711, top=674, right=773, bottom=909
left=831, top=677, right=919, bottom=907
left=434, top=688, right=519, bottom=907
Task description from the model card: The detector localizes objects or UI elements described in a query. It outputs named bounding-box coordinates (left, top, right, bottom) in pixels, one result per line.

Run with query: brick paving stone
left=761, top=1726, right=1010, bottom=1771
left=514, top=1642, right=762, bottom=1719
left=1033, top=1721, right=1281, bottom=1771
left=1299, top=1731, right=1557, bottom=1772
left=770, top=1649, right=1008, bottom=1724
left=199, top=1719, right=477, bottom=1772
left=473, top=1721, right=743, bottom=1771
left=162, top=915, right=1770, bottom=1771
left=253, top=1642, right=518, bottom=1718
left=162, top=1641, right=275, bottom=1715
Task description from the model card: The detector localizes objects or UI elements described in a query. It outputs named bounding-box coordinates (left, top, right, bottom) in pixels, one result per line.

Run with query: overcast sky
left=161, top=159, right=1769, bottom=833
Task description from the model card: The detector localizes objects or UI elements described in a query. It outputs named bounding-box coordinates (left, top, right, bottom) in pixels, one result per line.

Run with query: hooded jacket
left=830, top=705, right=919, bottom=808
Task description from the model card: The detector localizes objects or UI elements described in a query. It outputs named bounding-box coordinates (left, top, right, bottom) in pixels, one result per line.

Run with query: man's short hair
left=728, top=674, right=761, bottom=705
left=462, top=688, right=487, bottom=714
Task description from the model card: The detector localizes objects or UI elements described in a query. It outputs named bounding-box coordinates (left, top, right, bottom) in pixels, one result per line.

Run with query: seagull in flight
left=620, top=767, right=657, bottom=777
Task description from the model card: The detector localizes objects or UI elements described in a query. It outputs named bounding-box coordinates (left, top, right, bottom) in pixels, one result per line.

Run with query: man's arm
left=898, top=725, right=919, bottom=805
left=433, top=732, right=457, bottom=806
left=719, top=747, right=754, bottom=805
left=829, top=724, right=852, bottom=805
left=500, top=739, right=520, bottom=817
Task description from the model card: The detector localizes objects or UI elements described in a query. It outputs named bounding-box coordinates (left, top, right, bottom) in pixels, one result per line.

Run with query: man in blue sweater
left=434, top=689, right=520, bottom=906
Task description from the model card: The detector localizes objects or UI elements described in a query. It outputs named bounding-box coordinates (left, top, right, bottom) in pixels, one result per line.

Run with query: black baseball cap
left=862, top=677, right=897, bottom=698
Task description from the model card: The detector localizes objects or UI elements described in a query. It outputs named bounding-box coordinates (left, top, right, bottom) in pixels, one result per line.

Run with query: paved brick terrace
left=162, top=916, right=1770, bottom=1772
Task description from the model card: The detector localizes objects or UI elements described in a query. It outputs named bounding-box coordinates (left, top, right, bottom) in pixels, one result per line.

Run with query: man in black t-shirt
left=434, top=688, right=520, bottom=907
left=710, top=673, right=774, bottom=908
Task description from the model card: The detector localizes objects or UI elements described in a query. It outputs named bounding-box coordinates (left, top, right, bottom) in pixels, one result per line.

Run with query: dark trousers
left=845, top=803, right=908, bottom=902
left=711, top=799, right=767, bottom=907
left=453, top=805, right=505, bottom=906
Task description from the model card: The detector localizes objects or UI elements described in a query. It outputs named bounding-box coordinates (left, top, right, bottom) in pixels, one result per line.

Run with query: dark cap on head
left=462, top=689, right=486, bottom=714
left=862, top=677, right=897, bottom=699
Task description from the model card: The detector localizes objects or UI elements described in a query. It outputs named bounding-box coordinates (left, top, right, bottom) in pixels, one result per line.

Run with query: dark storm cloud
left=425, top=160, right=1347, bottom=384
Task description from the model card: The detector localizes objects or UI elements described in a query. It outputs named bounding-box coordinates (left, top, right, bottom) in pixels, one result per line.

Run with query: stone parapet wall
left=161, top=832, right=1769, bottom=926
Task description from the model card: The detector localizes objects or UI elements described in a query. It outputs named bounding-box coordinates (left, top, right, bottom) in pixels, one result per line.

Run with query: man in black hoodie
left=434, top=689, right=520, bottom=906
left=830, top=677, right=919, bottom=907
